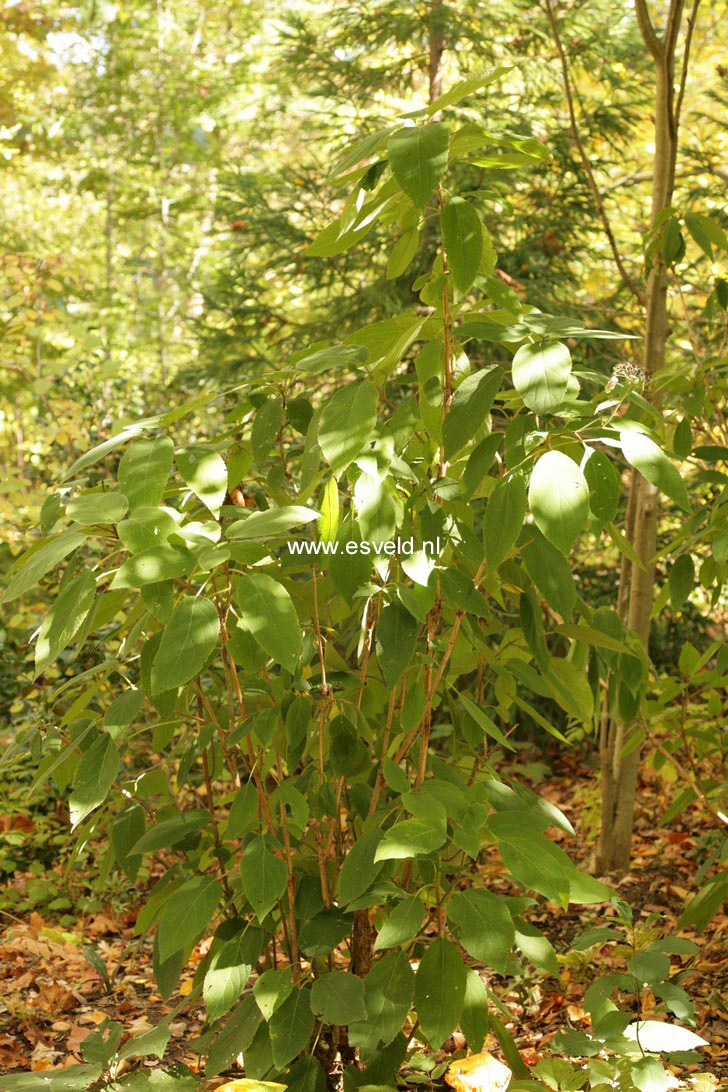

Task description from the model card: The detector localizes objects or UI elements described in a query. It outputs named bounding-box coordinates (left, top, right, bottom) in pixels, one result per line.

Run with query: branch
left=634, top=0, right=663, bottom=61
left=542, top=0, right=645, bottom=305
left=674, top=0, right=701, bottom=130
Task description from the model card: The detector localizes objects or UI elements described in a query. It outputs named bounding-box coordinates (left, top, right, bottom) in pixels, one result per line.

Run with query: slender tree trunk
left=594, top=1, right=689, bottom=873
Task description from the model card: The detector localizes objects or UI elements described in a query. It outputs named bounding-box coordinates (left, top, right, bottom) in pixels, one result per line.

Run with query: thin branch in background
left=634, top=0, right=664, bottom=61
left=542, top=0, right=645, bottom=305
left=675, top=0, right=702, bottom=128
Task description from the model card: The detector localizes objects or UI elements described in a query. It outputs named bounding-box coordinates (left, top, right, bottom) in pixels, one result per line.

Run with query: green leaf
left=118, top=436, right=174, bottom=511
left=490, top=813, right=572, bottom=907
left=669, top=554, right=694, bottom=609
left=387, top=123, right=449, bottom=210
left=157, top=875, right=222, bottom=962
left=672, top=418, right=692, bottom=458
left=2, top=531, right=86, bottom=603
left=512, top=341, right=572, bottom=414
left=443, top=366, right=502, bottom=458
left=443, top=197, right=482, bottom=293
left=621, top=429, right=690, bottom=512
left=522, top=529, right=576, bottom=620
left=458, top=695, right=514, bottom=750
left=318, top=380, right=378, bottom=474
left=150, top=597, right=220, bottom=694
left=177, top=447, right=227, bottom=517
left=34, top=572, right=96, bottom=676
left=662, top=217, right=682, bottom=265
left=631, top=1056, right=671, bottom=1092
left=235, top=573, right=301, bottom=673
left=295, top=343, right=368, bottom=375
left=130, top=811, right=210, bottom=855
left=460, top=969, right=489, bottom=1051
left=310, top=971, right=367, bottom=1025
left=528, top=451, right=588, bottom=555
left=204, top=921, right=261, bottom=1022
left=387, top=227, right=420, bottom=280
left=374, top=817, right=446, bottom=861
left=414, top=938, right=467, bottom=1049
left=252, top=398, right=283, bottom=463
left=66, top=493, right=128, bottom=526
left=484, top=474, right=526, bottom=570
left=69, top=733, right=118, bottom=828
left=684, top=212, right=713, bottom=259
left=514, top=919, right=560, bottom=977
left=117, top=507, right=178, bottom=553
left=227, top=506, right=320, bottom=541
left=102, top=689, right=144, bottom=740
left=427, top=67, right=509, bottom=115
left=299, top=909, right=352, bottom=956
left=0, top=1066, right=104, bottom=1090
left=374, top=897, right=425, bottom=952
left=317, top=478, right=339, bottom=544
left=584, top=450, right=620, bottom=526
left=349, top=951, right=415, bottom=1052
left=338, top=829, right=385, bottom=905
left=269, top=987, right=315, bottom=1069
left=254, top=968, right=295, bottom=1020
left=241, top=836, right=288, bottom=921
left=205, top=996, right=262, bottom=1077
left=375, top=603, right=418, bottom=687
left=447, top=889, right=515, bottom=974
left=110, top=544, right=192, bottom=589
left=112, top=804, right=145, bottom=881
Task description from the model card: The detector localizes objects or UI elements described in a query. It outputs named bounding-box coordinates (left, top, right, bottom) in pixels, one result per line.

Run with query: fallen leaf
left=446, top=1052, right=512, bottom=1092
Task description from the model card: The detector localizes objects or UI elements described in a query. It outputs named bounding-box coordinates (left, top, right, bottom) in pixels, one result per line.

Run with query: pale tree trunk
left=594, top=0, right=696, bottom=873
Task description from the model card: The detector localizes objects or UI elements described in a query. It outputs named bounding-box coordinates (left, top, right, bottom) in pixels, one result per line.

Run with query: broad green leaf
left=284, top=1058, right=326, bottom=1092
left=490, top=813, right=572, bottom=907
left=295, top=343, right=368, bottom=375
left=348, top=950, right=414, bottom=1052
left=0, top=1066, right=104, bottom=1090
left=112, top=804, right=145, bottom=882
left=442, top=197, right=482, bottom=292
left=512, top=341, right=571, bottom=414
left=521, top=530, right=576, bottom=620
left=443, top=366, right=502, bottom=458
left=111, top=544, right=192, bottom=589
left=317, top=478, right=339, bottom=544
left=621, top=429, right=690, bottom=512
left=205, top=996, right=262, bottom=1077
left=204, top=920, right=262, bottom=1022
left=253, top=967, right=295, bottom=1020
left=374, top=896, right=425, bottom=952
left=669, top=553, right=695, bottom=609
left=299, top=908, right=352, bottom=956
left=514, top=919, right=560, bottom=977
left=130, top=811, right=210, bottom=855
left=269, top=987, right=315, bottom=1069
left=528, top=451, right=588, bottom=555
left=387, top=123, right=449, bottom=210
left=118, top=436, right=174, bottom=511
left=672, top=417, right=692, bottom=458
left=102, top=688, right=144, bottom=740
left=177, top=447, right=227, bottom=516
left=387, top=227, right=419, bottom=279
left=338, top=829, right=385, bottom=905
left=584, top=450, right=620, bottom=525
left=34, top=571, right=96, bottom=676
left=427, top=67, right=510, bottom=115
left=235, top=573, right=301, bottom=673
left=117, top=507, right=178, bottom=553
left=241, top=836, right=288, bottom=921
left=318, top=380, right=378, bottom=473
left=447, top=889, right=515, bottom=973
left=310, top=971, right=367, bottom=1025
left=69, top=733, right=118, bottom=828
left=227, top=506, right=320, bottom=541
left=375, top=602, right=418, bottom=687
left=460, top=969, right=489, bottom=1051
left=484, top=474, right=526, bottom=570
left=458, top=695, right=514, bottom=750
left=374, top=817, right=446, bottom=861
left=2, top=531, right=86, bottom=603
left=150, top=597, right=220, bottom=693
left=415, top=940, right=468, bottom=1052
left=157, top=875, right=222, bottom=962
left=251, top=398, right=283, bottom=463
left=66, top=493, right=128, bottom=526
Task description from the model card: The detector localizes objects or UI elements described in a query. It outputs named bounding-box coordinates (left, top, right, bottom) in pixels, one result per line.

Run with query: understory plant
left=1, top=72, right=710, bottom=1090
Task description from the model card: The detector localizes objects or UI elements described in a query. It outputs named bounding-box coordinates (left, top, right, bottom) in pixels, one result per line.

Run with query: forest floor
left=0, top=745, right=725, bottom=1089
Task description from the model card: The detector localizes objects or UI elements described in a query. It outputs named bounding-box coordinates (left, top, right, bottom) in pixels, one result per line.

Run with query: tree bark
left=594, top=1, right=687, bottom=874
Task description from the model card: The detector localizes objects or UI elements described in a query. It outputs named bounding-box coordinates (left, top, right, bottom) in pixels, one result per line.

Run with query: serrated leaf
left=484, top=474, right=526, bottom=570
left=34, top=571, right=96, bottom=676
left=318, top=380, right=378, bottom=474
left=241, top=836, right=288, bottom=921
left=387, top=123, right=449, bottom=210
left=150, top=597, right=220, bottom=693
left=414, top=938, right=467, bottom=1048
left=69, top=733, right=118, bottom=828
left=235, top=573, right=301, bottom=673
left=512, top=341, right=571, bottom=414
left=157, top=875, right=222, bottom=962
left=442, top=197, right=482, bottom=292
left=621, top=430, right=690, bottom=512
left=118, top=436, right=174, bottom=511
